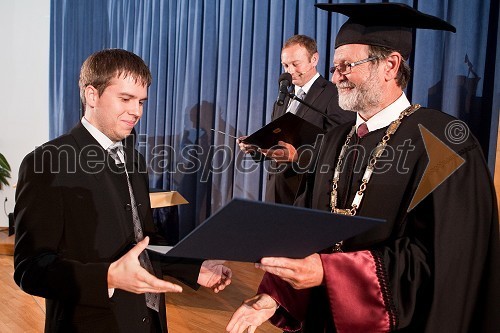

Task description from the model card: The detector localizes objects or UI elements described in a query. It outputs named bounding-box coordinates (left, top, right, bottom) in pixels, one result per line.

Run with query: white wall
left=0, top=0, right=50, bottom=227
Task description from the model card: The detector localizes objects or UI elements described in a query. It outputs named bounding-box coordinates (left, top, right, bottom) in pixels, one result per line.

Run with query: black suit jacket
left=14, top=123, right=201, bottom=333
left=264, top=75, right=355, bottom=205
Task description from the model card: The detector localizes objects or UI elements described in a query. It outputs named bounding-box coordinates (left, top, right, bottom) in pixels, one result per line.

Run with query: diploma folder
left=147, top=198, right=384, bottom=262
left=241, top=112, right=326, bottom=150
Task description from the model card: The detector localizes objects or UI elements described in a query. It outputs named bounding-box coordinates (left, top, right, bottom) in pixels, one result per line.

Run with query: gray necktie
left=286, top=88, right=305, bottom=114
left=108, top=146, right=160, bottom=312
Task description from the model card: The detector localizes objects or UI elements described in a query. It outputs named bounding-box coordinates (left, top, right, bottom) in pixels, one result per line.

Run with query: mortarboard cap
left=315, top=3, right=456, bottom=59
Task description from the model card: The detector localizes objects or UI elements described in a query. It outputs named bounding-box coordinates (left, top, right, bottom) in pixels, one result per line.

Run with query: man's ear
left=384, top=53, right=402, bottom=82
left=84, top=85, right=98, bottom=108
left=311, top=52, right=319, bottom=66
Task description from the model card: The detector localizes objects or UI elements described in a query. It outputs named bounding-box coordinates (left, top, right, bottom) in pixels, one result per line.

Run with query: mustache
left=336, top=81, right=356, bottom=89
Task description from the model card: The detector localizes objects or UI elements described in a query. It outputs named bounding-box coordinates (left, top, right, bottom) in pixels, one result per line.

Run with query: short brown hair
left=368, top=45, right=411, bottom=89
left=79, top=49, right=152, bottom=106
left=282, top=35, right=318, bottom=58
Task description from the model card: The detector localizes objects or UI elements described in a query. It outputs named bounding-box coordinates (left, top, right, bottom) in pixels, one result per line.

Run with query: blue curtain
left=50, top=0, right=499, bottom=239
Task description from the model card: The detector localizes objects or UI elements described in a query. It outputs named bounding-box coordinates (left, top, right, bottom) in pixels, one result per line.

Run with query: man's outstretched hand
left=108, top=237, right=183, bottom=294
left=198, top=260, right=232, bottom=293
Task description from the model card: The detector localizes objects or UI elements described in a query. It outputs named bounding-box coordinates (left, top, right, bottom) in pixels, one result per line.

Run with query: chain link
left=330, top=104, right=421, bottom=217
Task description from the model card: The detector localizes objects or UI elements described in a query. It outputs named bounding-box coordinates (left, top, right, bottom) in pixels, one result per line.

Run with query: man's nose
left=129, top=102, right=142, bottom=116
left=331, top=70, right=345, bottom=84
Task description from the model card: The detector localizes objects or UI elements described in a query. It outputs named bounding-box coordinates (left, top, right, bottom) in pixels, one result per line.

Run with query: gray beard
left=337, top=68, right=382, bottom=113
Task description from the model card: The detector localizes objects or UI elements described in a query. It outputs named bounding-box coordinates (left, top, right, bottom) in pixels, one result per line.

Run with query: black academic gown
left=259, top=107, right=499, bottom=332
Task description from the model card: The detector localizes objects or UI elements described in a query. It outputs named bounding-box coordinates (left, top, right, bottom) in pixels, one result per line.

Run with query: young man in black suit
left=14, top=49, right=231, bottom=333
left=238, top=35, right=354, bottom=205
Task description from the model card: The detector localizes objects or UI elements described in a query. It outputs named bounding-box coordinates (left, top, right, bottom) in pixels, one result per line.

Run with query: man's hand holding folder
left=238, top=137, right=298, bottom=163
left=259, top=141, right=298, bottom=163
left=256, top=253, right=324, bottom=289
left=238, top=112, right=326, bottom=151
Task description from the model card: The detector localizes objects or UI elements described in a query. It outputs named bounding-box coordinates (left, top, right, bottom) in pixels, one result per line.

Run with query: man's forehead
left=282, top=45, right=310, bottom=62
left=105, top=71, right=149, bottom=89
left=109, top=74, right=147, bottom=88
left=333, top=44, right=368, bottom=61
left=105, top=75, right=148, bottom=97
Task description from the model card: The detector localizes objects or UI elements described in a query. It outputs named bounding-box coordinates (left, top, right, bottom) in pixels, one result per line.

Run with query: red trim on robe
left=258, top=272, right=311, bottom=332
left=321, top=250, right=390, bottom=333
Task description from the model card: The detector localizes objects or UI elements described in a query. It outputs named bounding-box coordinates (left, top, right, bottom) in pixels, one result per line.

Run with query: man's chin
left=112, top=131, right=132, bottom=142
left=338, top=99, right=353, bottom=111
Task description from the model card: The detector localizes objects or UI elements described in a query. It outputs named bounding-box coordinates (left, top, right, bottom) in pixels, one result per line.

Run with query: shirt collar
left=81, top=116, right=122, bottom=151
left=294, top=72, right=320, bottom=95
left=356, top=92, right=411, bottom=132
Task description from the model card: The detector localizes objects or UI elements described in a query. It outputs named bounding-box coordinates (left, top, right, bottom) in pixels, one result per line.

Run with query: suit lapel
left=70, top=123, right=108, bottom=181
left=295, top=76, right=327, bottom=118
left=70, top=122, right=130, bottom=199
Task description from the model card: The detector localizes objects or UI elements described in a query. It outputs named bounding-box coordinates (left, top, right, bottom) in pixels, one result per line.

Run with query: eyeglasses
left=329, top=56, right=379, bottom=75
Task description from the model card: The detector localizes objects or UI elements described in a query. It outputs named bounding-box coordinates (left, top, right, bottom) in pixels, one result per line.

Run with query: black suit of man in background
left=241, top=35, right=354, bottom=205
left=265, top=72, right=353, bottom=204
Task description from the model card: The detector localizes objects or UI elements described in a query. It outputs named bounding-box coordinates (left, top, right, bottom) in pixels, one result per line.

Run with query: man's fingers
left=269, top=151, right=285, bottom=159
left=212, top=272, right=232, bottom=293
left=226, top=306, right=246, bottom=332
left=256, top=264, right=295, bottom=279
left=277, top=140, right=293, bottom=148
left=128, top=236, right=150, bottom=257
left=221, top=272, right=232, bottom=286
left=160, top=281, right=183, bottom=293
left=201, top=259, right=226, bottom=268
left=250, top=294, right=276, bottom=310
left=260, top=257, right=295, bottom=268
left=140, top=270, right=183, bottom=293
left=151, top=279, right=183, bottom=293
left=223, top=267, right=233, bottom=280
left=228, top=320, right=246, bottom=333
left=151, top=278, right=183, bottom=293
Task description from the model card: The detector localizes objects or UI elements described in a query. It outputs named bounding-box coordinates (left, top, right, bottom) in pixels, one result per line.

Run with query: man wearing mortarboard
left=227, top=3, right=499, bottom=333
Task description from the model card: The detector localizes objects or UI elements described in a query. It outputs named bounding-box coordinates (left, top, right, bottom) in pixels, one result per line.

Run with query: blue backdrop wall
left=49, top=0, right=500, bottom=240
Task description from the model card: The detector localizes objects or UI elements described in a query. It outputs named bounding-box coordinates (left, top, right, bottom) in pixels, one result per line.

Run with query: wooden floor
left=0, top=232, right=280, bottom=333
left=0, top=229, right=14, bottom=256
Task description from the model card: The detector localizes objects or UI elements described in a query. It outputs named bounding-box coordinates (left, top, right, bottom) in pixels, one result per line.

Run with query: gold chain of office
left=330, top=104, right=421, bottom=217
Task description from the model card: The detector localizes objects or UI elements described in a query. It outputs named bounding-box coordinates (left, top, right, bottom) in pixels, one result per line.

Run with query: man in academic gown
left=227, top=3, right=499, bottom=333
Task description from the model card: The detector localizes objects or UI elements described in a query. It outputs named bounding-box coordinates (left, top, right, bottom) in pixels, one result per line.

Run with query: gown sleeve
left=258, top=138, right=499, bottom=333
left=258, top=272, right=311, bottom=332
left=320, top=141, right=499, bottom=332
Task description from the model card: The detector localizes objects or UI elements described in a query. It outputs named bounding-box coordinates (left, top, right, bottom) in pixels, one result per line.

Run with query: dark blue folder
left=147, top=198, right=384, bottom=262
left=241, top=112, right=326, bottom=149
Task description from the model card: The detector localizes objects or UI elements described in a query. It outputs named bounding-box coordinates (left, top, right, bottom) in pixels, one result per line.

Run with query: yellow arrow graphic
left=408, top=125, right=465, bottom=212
